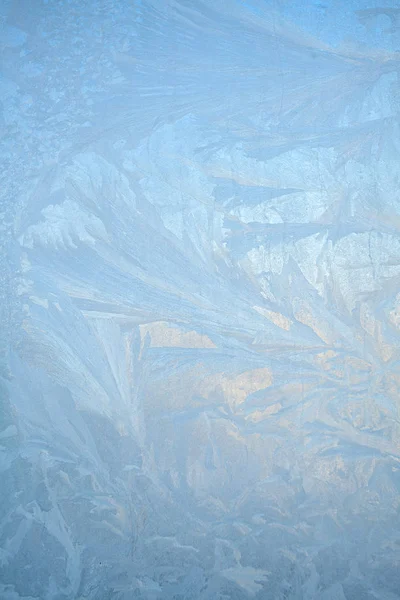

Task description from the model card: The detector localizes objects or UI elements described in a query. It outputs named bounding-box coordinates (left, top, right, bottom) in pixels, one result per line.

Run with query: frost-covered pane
left=1, top=1, right=400, bottom=599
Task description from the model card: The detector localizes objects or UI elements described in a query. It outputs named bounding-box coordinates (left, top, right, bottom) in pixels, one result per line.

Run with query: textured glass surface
left=1, top=1, right=400, bottom=599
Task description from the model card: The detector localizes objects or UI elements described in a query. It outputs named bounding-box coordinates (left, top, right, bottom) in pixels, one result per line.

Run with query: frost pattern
left=1, top=1, right=400, bottom=599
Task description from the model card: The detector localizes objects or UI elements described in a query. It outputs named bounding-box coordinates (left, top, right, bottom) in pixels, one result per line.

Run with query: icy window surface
left=1, top=1, right=400, bottom=599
